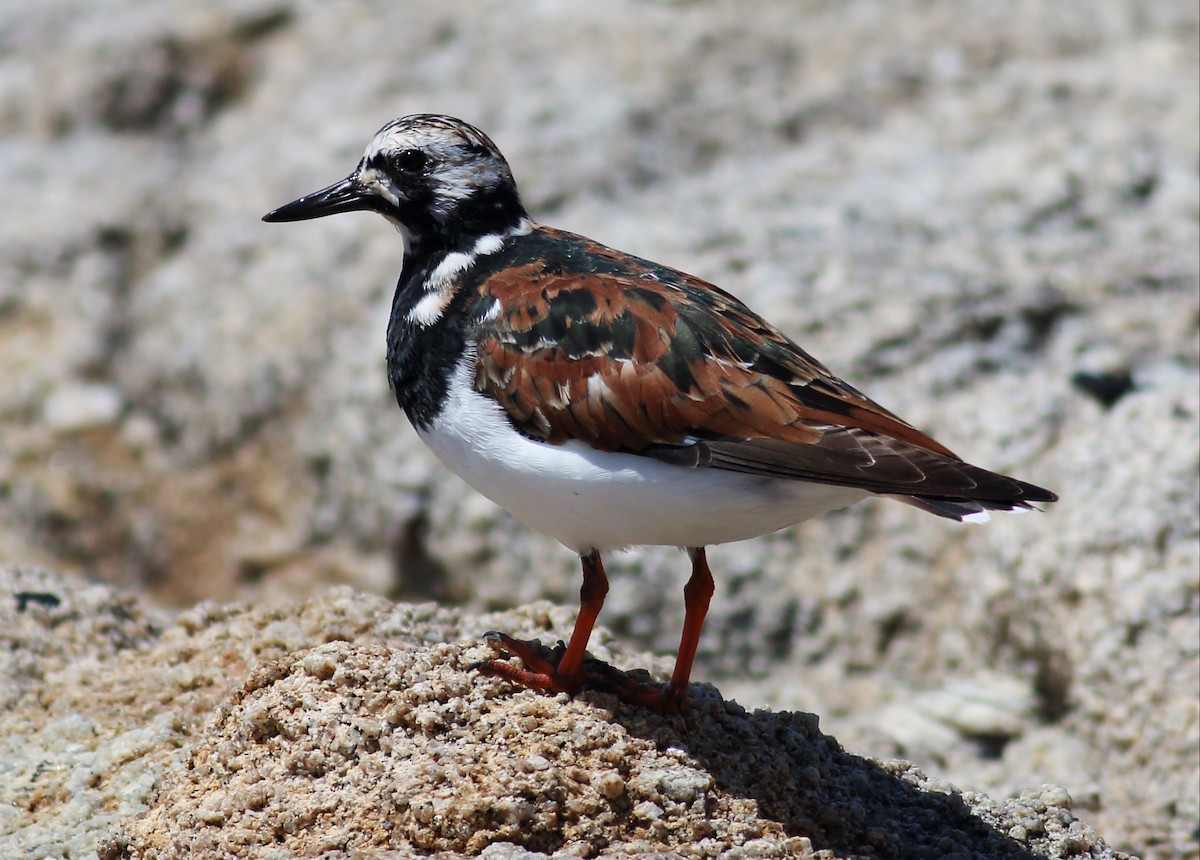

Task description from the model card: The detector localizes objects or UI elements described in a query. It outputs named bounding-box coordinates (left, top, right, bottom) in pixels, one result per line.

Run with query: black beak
left=262, top=174, right=380, bottom=223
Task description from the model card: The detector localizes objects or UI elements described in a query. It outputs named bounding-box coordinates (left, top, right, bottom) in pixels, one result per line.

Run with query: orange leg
left=616, top=546, right=715, bottom=711
left=558, top=550, right=608, bottom=679
left=476, top=547, right=716, bottom=713
left=475, top=550, right=608, bottom=695
left=667, top=546, right=715, bottom=698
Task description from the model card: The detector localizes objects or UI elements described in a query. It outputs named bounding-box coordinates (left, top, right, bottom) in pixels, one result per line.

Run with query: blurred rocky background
left=1, top=1, right=1196, bottom=857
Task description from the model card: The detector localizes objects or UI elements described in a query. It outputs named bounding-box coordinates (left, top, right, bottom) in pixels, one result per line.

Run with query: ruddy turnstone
left=264, top=114, right=1057, bottom=711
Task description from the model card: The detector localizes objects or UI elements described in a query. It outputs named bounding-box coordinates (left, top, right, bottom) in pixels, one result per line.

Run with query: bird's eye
left=393, top=149, right=429, bottom=173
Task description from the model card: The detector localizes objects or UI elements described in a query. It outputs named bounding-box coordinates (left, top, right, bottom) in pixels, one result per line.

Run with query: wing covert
left=465, top=227, right=1052, bottom=503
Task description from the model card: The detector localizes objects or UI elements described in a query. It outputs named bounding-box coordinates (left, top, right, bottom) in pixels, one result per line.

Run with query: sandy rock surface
left=2, top=566, right=1121, bottom=859
left=1, top=1, right=1196, bottom=857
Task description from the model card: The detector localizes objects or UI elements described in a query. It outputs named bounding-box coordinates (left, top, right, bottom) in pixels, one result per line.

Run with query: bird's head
left=264, top=114, right=528, bottom=251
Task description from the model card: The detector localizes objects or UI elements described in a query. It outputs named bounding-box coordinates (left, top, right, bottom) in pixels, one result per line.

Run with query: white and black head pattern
left=358, top=115, right=525, bottom=240
left=264, top=114, right=529, bottom=252
left=263, top=114, right=537, bottom=428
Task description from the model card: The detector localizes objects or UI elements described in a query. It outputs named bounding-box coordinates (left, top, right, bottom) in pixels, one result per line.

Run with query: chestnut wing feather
left=468, top=228, right=1049, bottom=503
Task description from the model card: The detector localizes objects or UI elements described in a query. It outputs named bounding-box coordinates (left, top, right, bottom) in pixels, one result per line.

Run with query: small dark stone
left=1071, top=370, right=1135, bottom=409
left=15, top=591, right=63, bottom=612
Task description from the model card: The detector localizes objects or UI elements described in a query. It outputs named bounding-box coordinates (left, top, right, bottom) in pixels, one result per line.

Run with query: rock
left=0, top=566, right=1128, bottom=860
left=42, top=382, right=124, bottom=432
left=872, top=672, right=1036, bottom=757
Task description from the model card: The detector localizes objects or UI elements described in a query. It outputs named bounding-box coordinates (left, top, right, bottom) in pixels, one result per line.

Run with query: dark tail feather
left=892, top=494, right=1046, bottom=523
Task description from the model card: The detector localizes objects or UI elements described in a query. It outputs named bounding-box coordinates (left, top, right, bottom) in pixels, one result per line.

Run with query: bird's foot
left=473, top=632, right=579, bottom=695
left=474, top=631, right=682, bottom=713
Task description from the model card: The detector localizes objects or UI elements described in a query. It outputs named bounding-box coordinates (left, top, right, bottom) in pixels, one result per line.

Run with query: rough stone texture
left=1, top=1, right=1197, bottom=858
left=1, top=566, right=1123, bottom=860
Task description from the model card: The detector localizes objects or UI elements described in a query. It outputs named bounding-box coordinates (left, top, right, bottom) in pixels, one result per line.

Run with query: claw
left=471, top=549, right=707, bottom=713
left=475, top=630, right=682, bottom=712
left=477, top=632, right=583, bottom=695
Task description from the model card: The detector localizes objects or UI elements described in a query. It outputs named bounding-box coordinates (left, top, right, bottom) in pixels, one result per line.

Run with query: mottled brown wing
left=469, top=227, right=1050, bottom=504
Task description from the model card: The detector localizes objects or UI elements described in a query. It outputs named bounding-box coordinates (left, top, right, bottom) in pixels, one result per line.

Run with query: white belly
left=417, top=360, right=869, bottom=554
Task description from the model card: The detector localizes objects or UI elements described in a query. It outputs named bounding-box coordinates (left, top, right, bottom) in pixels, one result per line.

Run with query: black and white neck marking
left=383, top=219, right=532, bottom=432
left=357, top=114, right=529, bottom=256
left=400, top=218, right=534, bottom=328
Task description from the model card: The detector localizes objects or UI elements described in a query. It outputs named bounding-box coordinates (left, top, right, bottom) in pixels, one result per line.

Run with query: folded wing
left=468, top=227, right=1056, bottom=517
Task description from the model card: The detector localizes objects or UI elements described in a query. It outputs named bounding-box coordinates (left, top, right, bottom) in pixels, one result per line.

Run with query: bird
left=263, top=114, right=1057, bottom=712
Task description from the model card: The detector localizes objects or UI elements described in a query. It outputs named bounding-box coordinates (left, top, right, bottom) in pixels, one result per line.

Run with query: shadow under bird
left=264, top=114, right=1057, bottom=711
